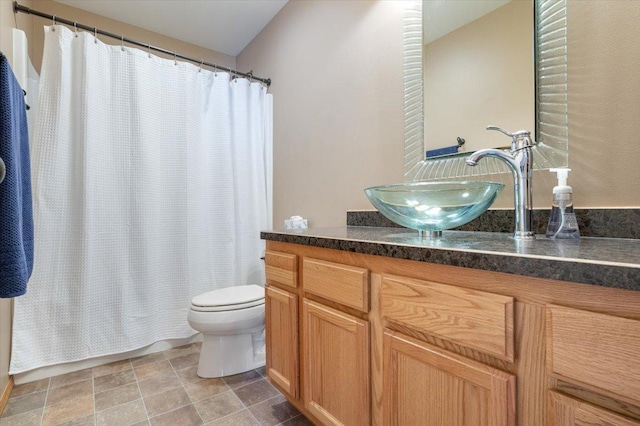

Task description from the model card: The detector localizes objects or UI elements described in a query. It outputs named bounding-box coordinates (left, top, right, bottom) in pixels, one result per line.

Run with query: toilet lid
left=191, top=285, right=265, bottom=310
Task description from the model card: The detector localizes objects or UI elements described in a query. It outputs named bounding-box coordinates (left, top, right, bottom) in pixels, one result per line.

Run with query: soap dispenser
left=546, top=168, right=580, bottom=239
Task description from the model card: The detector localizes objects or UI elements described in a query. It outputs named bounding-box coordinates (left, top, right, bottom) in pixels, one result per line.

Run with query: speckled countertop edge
left=261, top=227, right=640, bottom=291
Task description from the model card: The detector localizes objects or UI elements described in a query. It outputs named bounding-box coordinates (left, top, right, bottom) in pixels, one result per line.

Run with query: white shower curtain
left=10, top=26, right=272, bottom=374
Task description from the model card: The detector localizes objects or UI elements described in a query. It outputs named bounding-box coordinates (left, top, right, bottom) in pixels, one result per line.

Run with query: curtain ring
left=199, top=60, right=203, bottom=73
left=94, top=28, right=98, bottom=44
left=121, top=36, right=125, bottom=52
left=213, top=65, right=217, bottom=77
left=147, top=44, right=151, bottom=58
left=73, top=21, right=78, bottom=37
left=52, top=15, right=56, bottom=31
left=174, top=52, right=177, bottom=66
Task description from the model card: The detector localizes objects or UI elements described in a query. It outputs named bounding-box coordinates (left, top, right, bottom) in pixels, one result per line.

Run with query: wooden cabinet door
left=383, top=331, right=515, bottom=426
left=548, top=391, right=640, bottom=426
left=303, top=300, right=370, bottom=426
left=266, top=286, right=299, bottom=399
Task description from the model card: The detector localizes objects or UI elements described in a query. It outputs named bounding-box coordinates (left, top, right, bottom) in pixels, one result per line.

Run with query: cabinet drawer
left=547, top=305, right=640, bottom=406
left=548, top=391, right=640, bottom=425
left=303, top=258, right=369, bottom=312
left=265, top=250, right=298, bottom=289
left=381, top=274, right=515, bottom=361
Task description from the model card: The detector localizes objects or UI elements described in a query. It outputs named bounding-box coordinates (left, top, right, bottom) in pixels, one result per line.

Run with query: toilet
left=187, top=284, right=266, bottom=378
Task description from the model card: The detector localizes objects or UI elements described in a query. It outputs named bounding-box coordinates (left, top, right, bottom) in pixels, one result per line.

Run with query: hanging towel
left=0, top=53, right=33, bottom=298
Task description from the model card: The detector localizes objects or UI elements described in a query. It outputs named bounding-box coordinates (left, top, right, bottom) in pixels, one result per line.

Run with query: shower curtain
left=10, top=26, right=272, bottom=374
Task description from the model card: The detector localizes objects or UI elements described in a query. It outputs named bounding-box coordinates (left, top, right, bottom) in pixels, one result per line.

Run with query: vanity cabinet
left=265, top=251, right=300, bottom=399
left=265, top=285, right=299, bottom=398
left=302, top=258, right=371, bottom=426
left=548, top=391, right=640, bottom=425
left=380, top=274, right=516, bottom=425
left=383, top=331, right=515, bottom=425
left=263, top=242, right=640, bottom=426
left=546, top=304, right=640, bottom=426
left=303, top=300, right=370, bottom=426
left=265, top=250, right=372, bottom=425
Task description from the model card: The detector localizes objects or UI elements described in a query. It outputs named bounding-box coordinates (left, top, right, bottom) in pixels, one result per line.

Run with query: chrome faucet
left=466, top=126, right=536, bottom=240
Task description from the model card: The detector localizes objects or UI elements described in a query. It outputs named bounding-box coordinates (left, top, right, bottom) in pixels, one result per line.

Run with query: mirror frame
left=403, top=0, right=568, bottom=181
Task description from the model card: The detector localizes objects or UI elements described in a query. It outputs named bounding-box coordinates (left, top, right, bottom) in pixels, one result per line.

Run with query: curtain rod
left=13, top=1, right=271, bottom=87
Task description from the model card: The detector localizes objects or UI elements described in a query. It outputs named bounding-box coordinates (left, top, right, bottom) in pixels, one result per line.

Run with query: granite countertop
left=261, top=227, right=640, bottom=291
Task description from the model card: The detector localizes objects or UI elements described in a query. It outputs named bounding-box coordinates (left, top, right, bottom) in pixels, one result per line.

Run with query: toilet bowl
left=187, top=284, right=266, bottom=378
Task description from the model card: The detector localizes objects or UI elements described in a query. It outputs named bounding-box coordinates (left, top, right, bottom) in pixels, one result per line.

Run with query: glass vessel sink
left=364, top=181, right=504, bottom=237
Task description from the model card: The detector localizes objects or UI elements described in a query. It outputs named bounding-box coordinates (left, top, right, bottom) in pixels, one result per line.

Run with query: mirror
left=403, top=0, right=569, bottom=181
left=423, top=0, right=534, bottom=156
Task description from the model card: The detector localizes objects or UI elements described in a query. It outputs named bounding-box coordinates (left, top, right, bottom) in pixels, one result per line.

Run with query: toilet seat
left=190, top=285, right=265, bottom=312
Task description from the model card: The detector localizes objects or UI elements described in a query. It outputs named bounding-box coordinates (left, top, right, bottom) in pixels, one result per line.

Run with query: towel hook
left=51, top=15, right=56, bottom=31
left=94, top=27, right=98, bottom=44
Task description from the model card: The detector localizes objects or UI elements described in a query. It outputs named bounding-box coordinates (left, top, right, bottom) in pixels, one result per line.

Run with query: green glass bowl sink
left=364, top=181, right=504, bottom=235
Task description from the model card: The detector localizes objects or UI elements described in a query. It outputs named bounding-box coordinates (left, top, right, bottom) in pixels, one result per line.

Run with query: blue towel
left=0, top=54, right=33, bottom=298
left=426, top=145, right=459, bottom=159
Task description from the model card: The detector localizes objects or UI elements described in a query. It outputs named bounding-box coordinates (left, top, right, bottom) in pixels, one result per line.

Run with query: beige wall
left=424, top=0, right=534, bottom=152
left=237, top=0, right=405, bottom=228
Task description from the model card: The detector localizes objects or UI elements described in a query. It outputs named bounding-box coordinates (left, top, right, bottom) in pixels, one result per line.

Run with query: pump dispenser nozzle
left=550, top=168, right=572, bottom=194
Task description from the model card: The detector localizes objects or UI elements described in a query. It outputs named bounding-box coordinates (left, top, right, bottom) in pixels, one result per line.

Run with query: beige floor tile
left=131, top=352, right=166, bottom=367
left=58, top=413, right=95, bottom=425
left=175, top=365, right=201, bottom=386
left=95, top=399, right=146, bottom=426
left=42, top=394, right=93, bottom=426
left=144, top=387, right=191, bottom=417
left=130, top=421, right=150, bottom=426
left=93, top=359, right=132, bottom=378
left=0, top=408, right=43, bottom=425
left=2, top=390, right=47, bottom=418
left=247, top=394, right=300, bottom=426
left=278, top=414, right=315, bottom=426
left=149, top=404, right=203, bottom=426
left=206, top=409, right=258, bottom=426
left=133, top=359, right=174, bottom=382
left=184, top=378, right=229, bottom=403
left=222, top=370, right=262, bottom=390
left=194, top=391, right=243, bottom=424
left=94, top=369, right=136, bottom=394
left=233, top=379, right=280, bottom=408
left=168, top=353, right=200, bottom=371
left=9, top=378, right=50, bottom=398
left=255, top=366, right=266, bottom=377
left=46, top=379, right=93, bottom=407
left=163, top=344, right=199, bottom=360
left=137, top=372, right=182, bottom=398
left=95, top=382, right=141, bottom=412
left=50, top=369, right=93, bottom=390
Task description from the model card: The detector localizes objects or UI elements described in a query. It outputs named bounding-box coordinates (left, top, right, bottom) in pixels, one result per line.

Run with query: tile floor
left=0, top=343, right=313, bottom=426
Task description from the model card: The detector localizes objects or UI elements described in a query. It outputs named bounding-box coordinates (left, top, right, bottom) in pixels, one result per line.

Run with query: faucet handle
left=486, top=126, right=533, bottom=151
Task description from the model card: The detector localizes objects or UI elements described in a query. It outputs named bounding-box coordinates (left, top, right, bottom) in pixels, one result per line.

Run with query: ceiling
left=54, top=0, right=289, bottom=57
left=423, top=0, right=511, bottom=44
